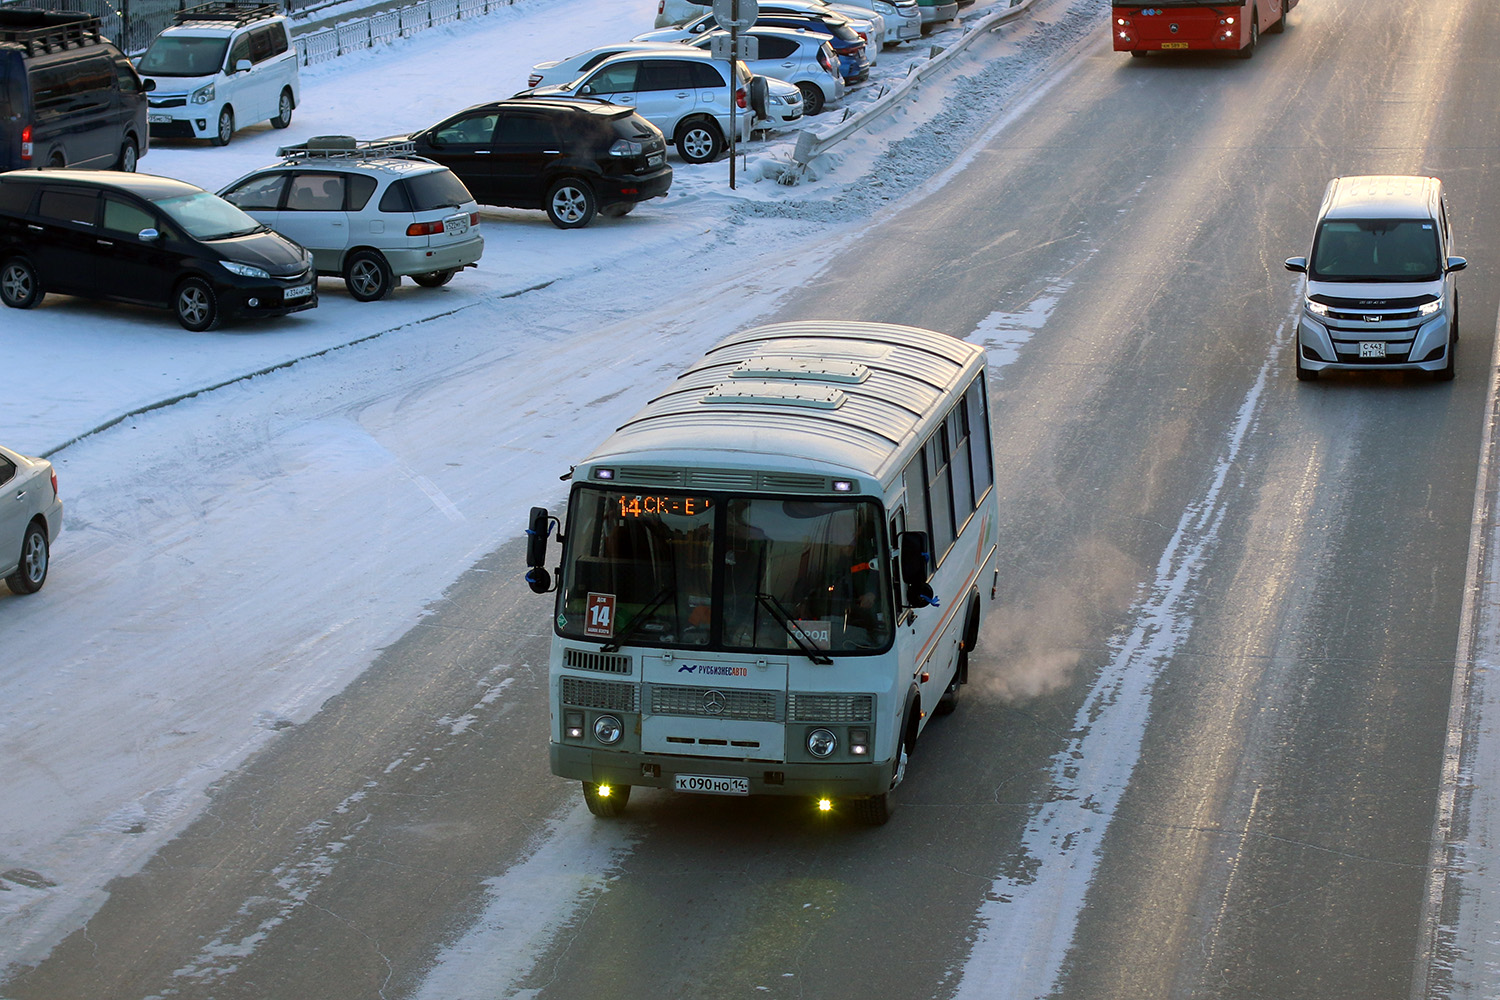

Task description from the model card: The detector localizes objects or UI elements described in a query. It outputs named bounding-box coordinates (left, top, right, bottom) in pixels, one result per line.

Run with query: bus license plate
left=675, top=774, right=749, bottom=796
left=1160, top=41, right=1189, bottom=49
left=1360, top=341, right=1387, bottom=358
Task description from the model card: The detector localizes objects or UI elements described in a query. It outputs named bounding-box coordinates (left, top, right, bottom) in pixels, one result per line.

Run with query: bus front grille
left=563, top=648, right=632, bottom=674
left=788, top=693, right=874, bottom=723
left=561, top=677, right=639, bottom=713
left=649, top=684, right=781, bottom=721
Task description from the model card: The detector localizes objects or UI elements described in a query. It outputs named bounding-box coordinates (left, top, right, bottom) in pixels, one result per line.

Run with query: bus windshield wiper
left=601, top=585, right=675, bottom=653
left=756, top=592, right=833, bottom=665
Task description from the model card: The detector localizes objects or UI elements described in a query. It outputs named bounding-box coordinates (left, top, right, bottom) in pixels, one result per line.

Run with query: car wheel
left=6, top=521, right=49, bottom=595
left=1436, top=334, right=1456, bottom=381
left=210, top=106, right=234, bottom=147
left=174, top=277, right=220, bottom=332
left=1294, top=341, right=1317, bottom=381
left=1, top=258, right=43, bottom=309
left=411, top=269, right=457, bottom=288
left=546, top=178, right=597, bottom=229
left=796, top=81, right=825, bottom=115
left=117, top=138, right=138, bottom=172
left=582, top=781, right=630, bottom=818
left=48, top=152, right=64, bottom=168
left=344, top=250, right=394, bottom=301
left=675, top=118, right=724, bottom=164
left=271, top=88, right=294, bottom=129
left=599, top=203, right=635, bottom=219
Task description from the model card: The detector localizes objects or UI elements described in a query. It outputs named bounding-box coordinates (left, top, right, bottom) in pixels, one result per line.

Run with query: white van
left=137, top=1, right=298, bottom=147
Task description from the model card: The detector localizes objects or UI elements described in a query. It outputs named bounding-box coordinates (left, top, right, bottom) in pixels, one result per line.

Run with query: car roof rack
left=172, top=2, right=282, bottom=27
left=276, top=135, right=426, bottom=162
left=0, top=10, right=103, bottom=56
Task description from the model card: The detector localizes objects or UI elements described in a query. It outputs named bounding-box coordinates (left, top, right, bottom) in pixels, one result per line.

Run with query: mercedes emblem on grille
left=1169, top=22, right=1179, bottom=32
left=703, top=690, right=726, bottom=715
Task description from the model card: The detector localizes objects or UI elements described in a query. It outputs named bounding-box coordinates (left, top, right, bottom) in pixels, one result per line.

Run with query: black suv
left=0, top=170, right=316, bottom=331
left=397, top=97, right=672, bottom=229
left=0, top=10, right=149, bottom=171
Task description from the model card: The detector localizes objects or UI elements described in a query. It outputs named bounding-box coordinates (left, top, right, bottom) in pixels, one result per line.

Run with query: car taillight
left=21, top=124, right=32, bottom=162
left=657, top=0, right=664, bottom=11
left=818, top=47, right=834, bottom=72
left=470, top=212, right=479, bottom=226
left=736, top=87, right=747, bottom=109
left=50, top=469, right=58, bottom=497
left=407, top=220, right=443, bottom=236
left=528, top=73, right=542, bottom=86
left=610, top=137, right=645, bottom=157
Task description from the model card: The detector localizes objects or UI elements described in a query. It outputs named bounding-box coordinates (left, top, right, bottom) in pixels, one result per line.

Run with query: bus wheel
left=582, top=781, right=630, bottom=818
left=937, top=650, right=965, bottom=715
left=1236, top=15, right=1258, bottom=57
left=1129, top=49, right=1147, bottom=58
left=854, top=731, right=909, bottom=825
left=1269, top=3, right=1287, bottom=32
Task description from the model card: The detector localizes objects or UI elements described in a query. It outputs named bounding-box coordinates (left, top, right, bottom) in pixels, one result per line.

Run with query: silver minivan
left=1284, top=175, right=1468, bottom=381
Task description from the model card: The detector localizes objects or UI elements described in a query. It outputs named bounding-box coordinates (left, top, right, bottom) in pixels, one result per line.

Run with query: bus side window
left=889, top=509, right=907, bottom=615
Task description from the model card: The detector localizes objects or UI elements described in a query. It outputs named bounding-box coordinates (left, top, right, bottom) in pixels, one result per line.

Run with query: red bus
left=1113, top=0, right=1296, bottom=58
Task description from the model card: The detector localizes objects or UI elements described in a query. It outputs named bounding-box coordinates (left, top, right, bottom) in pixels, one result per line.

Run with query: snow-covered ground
left=8, top=0, right=1496, bottom=996
left=0, top=0, right=1111, bottom=983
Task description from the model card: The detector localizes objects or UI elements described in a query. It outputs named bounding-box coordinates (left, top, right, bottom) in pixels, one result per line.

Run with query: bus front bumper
left=552, top=743, right=894, bottom=798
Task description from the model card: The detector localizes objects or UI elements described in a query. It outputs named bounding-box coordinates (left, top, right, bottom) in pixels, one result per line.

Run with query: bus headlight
left=807, top=728, right=837, bottom=757
left=593, top=715, right=624, bottom=745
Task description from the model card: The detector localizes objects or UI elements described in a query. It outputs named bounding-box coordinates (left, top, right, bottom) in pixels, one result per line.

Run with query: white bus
left=525, top=321, right=1000, bottom=824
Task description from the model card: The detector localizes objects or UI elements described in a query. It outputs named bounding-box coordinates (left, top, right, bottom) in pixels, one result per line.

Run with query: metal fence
left=1, top=0, right=513, bottom=57
left=294, top=0, right=510, bottom=66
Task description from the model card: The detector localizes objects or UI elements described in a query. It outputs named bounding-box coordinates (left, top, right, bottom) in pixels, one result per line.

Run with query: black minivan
left=0, top=170, right=317, bottom=331
left=0, top=10, right=149, bottom=171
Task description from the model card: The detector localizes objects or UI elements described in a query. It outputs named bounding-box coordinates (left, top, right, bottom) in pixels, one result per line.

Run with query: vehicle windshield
left=153, top=191, right=263, bottom=239
left=1310, top=219, right=1442, bottom=282
left=137, top=36, right=229, bottom=77
left=557, top=487, right=893, bottom=655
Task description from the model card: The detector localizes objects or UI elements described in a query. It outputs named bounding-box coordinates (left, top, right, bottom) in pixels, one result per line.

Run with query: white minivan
left=137, top=1, right=299, bottom=147
left=1284, top=175, right=1469, bottom=382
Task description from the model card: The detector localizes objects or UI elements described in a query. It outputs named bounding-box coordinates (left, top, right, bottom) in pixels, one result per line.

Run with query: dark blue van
left=0, top=10, right=149, bottom=171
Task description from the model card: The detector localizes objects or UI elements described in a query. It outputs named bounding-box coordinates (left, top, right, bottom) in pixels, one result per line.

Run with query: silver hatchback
left=219, top=137, right=484, bottom=300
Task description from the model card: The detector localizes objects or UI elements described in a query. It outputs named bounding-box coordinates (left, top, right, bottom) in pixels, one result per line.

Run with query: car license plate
left=1161, top=41, right=1189, bottom=49
left=1359, top=341, right=1387, bottom=358
left=148, top=113, right=174, bottom=124
left=648, top=152, right=665, bottom=168
left=285, top=284, right=312, bottom=301
left=675, top=774, right=749, bottom=796
left=444, top=215, right=470, bottom=236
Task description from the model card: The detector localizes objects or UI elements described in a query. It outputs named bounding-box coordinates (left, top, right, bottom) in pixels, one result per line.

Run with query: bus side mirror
left=900, top=531, right=937, bottom=608
left=525, top=506, right=552, bottom=594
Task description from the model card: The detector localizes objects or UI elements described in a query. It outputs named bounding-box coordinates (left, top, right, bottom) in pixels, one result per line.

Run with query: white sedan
left=1, top=444, right=63, bottom=595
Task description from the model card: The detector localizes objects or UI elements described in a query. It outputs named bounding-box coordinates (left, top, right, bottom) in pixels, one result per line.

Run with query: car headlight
left=1419, top=298, right=1443, bottom=317
left=807, top=728, right=837, bottom=758
left=874, top=0, right=895, bottom=13
left=191, top=82, right=215, bottom=105
left=593, top=715, right=623, bottom=745
left=1305, top=298, right=1330, bottom=317
left=221, top=261, right=269, bottom=279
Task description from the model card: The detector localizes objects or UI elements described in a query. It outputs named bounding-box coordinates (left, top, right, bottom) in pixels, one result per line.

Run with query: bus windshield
left=558, top=487, right=893, bottom=655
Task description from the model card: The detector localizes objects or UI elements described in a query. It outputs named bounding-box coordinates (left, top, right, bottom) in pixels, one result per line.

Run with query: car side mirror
left=899, top=531, right=936, bottom=608
left=579, top=84, right=594, bottom=96
left=138, top=228, right=160, bottom=242
left=235, top=58, right=252, bottom=72
left=143, top=78, right=156, bottom=92
left=525, top=506, right=554, bottom=594
left=1284, top=256, right=1308, bottom=273
left=1447, top=256, right=1468, bottom=273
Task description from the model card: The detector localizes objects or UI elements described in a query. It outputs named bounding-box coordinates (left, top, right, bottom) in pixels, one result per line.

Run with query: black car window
left=495, top=112, right=559, bottom=146
left=757, top=36, right=798, bottom=59
left=29, top=61, right=77, bottom=111
left=222, top=173, right=286, bottom=210
left=0, top=182, right=34, bottom=215
left=0, top=456, right=14, bottom=487
left=346, top=173, right=378, bottom=211
left=284, top=173, right=346, bottom=211
left=404, top=169, right=472, bottom=211
left=228, top=34, right=251, bottom=70
left=112, top=56, right=141, bottom=93
left=102, top=196, right=155, bottom=235
left=378, top=179, right=411, bottom=214
left=37, top=188, right=98, bottom=226
left=432, top=113, right=497, bottom=147
left=248, top=26, right=275, bottom=63
left=687, top=61, right=725, bottom=88
left=638, top=59, right=693, bottom=92
left=585, top=61, right=638, bottom=95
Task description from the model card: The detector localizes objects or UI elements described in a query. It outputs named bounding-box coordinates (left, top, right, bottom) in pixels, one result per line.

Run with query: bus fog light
left=816, top=797, right=834, bottom=813
left=807, top=728, right=837, bottom=757
left=850, top=728, right=870, bottom=756
left=593, top=715, right=624, bottom=745
left=565, top=711, right=584, bottom=739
